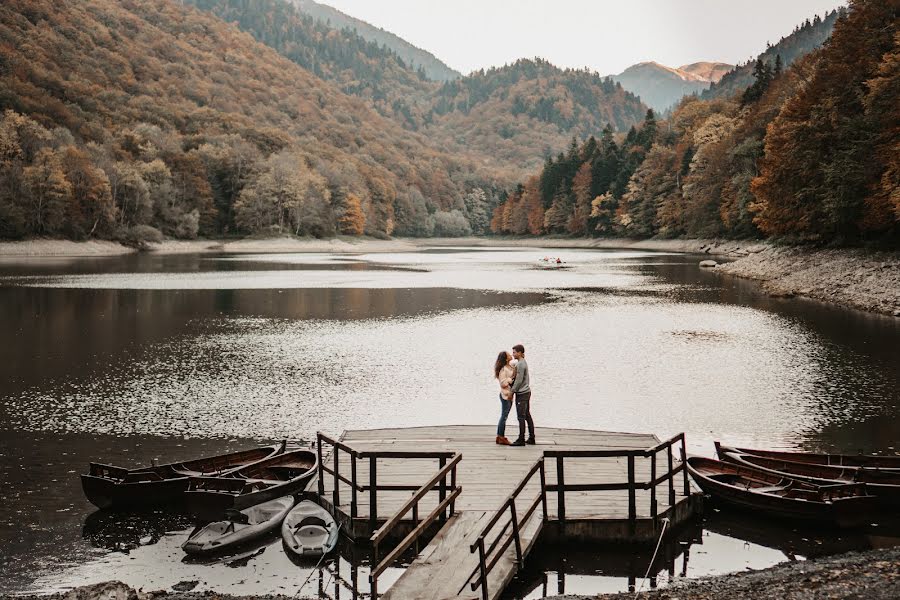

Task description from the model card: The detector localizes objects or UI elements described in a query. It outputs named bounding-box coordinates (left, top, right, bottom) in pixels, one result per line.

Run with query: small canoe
left=282, top=500, right=339, bottom=557
left=687, top=456, right=878, bottom=528
left=182, top=496, right=294, bottom=555
left=716, top=444, right=900, bottom=506
left=718, top=444, right=900, bottom=471
left=185, top=449, right=317, bottom=518
left=81, top=443, right=285, bottom=509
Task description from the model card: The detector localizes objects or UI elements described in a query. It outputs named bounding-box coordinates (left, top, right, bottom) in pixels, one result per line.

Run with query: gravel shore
left=715, top=245, right=900, bottom=317
left=7, top=546, right=898, bottom=600
left=549, top=546, right=900, bottom=600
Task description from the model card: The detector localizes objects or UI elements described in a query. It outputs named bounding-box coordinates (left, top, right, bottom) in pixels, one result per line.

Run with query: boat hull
left=687, top=457, right=877, bottom=528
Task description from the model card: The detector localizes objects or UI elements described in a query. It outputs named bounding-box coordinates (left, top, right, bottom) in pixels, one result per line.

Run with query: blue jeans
left=497, top=395, right=512, bottom=437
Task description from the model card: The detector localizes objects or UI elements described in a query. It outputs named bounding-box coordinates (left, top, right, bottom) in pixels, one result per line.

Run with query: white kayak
left=182, top=496, right=294, bottom=555
left=281, top=500, right=339, bottom=557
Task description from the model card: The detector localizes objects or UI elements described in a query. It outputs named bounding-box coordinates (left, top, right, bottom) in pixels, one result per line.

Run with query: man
left=509, top=344, right=535, bottom=446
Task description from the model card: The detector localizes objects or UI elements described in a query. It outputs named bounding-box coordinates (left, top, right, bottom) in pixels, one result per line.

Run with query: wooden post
left=509, top=499, right=523, bottom=567
left=556, top=456, right=566, bottom=524
left=316, top=434, right=324, bottom=497
left=333, top=445, right=340, bottom=509
left=477, top=537, right=489, bottom=600
left=651, top=452, right=657, bottom=521
left=627, top=454, right=636, bottom=524
left=680, top=443, right=690, bottom=496
left=438, top=456, right=447, bottom=522
left=413, top=502, right=419, bottom=552
left=369, top=455, right=378, bottom=531
left=667, top=444, right=675, bottom=506
left=351, top=455, right=358, bottom=519
left=539, top=459, right=548, bottom=521
left=450, top=462, right=458, bottom=516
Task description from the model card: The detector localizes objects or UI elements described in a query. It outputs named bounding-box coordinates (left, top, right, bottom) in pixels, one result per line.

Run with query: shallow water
left=1, top=247, right=898, bottom=596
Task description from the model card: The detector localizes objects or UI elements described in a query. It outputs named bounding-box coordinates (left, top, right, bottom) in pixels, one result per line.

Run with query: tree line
left=491, top=0, right=898, bottom=244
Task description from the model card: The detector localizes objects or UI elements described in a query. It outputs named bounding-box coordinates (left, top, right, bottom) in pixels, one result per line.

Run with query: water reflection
left=83, top=509, right=194, bottom=553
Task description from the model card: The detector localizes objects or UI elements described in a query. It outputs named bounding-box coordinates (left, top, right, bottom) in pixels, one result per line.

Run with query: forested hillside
left=0, top=0, right=506, bottom=241
left=293, top=0, right=461, bottom=82
left=703, top=9, right=841, bottom=101
left=186, top=0, right=436, bottom=131
left=188, top=0, right=648, bottom=173
left=430, top=59, right=647, bottom=171
left=491, top=0, right=899, bottom=244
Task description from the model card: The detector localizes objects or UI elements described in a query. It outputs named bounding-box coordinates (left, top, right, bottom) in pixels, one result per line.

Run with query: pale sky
left=321, top=0, right=845, bottom=75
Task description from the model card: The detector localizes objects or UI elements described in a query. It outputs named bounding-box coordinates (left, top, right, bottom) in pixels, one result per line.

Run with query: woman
left=493, top=351, right=516, bottom=445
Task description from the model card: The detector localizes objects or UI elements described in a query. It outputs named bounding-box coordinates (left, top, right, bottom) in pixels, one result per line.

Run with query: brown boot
left=496, top=436, right=511, bottom=445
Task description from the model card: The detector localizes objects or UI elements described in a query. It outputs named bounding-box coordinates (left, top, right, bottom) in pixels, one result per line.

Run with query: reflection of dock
left=309, top=425, right=702, bottom=600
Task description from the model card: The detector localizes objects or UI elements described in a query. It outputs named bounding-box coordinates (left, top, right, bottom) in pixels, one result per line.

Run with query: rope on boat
left=296, top=520, right=342, bottom=596
left=633, top=517, right=669, bottom=599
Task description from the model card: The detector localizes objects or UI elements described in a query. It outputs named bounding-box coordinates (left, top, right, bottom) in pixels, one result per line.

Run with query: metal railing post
left=438, top=456, right=447, bottom=521
left=509, top=499, right=523, bottom=567
left=627, top=454, right=636, bottom=524
left=556, top=456, right=566, bottom=524
left=651, top=451, right=657, bottom=521
left=370, top=455, right=378, bottom=531
left=316, top=433, right=324, bottom=497
left=333, top=445, right=340, bottom=509
left=450, top=462, right=458, bottom=516
left=667, top=444, right=675, bottom=506
left=539, top=459, right=548, bottom=521
left=351, top=452, right=358, bottom=519
left=477, top=537, right=489, bottom=600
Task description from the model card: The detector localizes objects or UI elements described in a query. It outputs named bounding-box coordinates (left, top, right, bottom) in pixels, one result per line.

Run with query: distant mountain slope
left=679, top=62, right=733, bottom=82
left=703, top=9, right=842, bottom=100
left=612, top=61, right=728, bottom=112
left=292, top=0, right=461, bottom=81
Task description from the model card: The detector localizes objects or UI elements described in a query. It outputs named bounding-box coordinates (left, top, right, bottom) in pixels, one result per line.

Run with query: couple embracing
left=493, top=344, right=536, bottom=447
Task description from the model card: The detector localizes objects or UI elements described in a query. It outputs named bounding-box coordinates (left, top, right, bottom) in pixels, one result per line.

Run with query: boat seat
left=752, top=485, right=786, bottom=493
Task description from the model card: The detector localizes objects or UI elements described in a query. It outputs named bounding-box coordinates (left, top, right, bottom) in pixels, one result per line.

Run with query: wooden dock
left=310, top=425, right=701, bottom=600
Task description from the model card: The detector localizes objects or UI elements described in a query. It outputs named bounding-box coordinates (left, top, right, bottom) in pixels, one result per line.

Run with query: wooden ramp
left=311, top=425, right=700, bottom=600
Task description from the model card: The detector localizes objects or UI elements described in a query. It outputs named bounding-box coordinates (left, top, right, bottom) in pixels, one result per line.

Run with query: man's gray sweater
left=510, top=358, right=530, bottom=394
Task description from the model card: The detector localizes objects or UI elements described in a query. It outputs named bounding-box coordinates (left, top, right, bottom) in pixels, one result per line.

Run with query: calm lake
left=1, top=247, right=898, bottom=597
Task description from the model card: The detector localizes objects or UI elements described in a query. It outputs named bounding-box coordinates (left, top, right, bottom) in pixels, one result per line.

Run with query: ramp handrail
left=368, top=452, right=462, bottom=597
left=468, top=457, right=546, bottom=600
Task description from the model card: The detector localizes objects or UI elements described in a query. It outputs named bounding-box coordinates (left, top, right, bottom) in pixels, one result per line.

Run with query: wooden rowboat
left=182, top=496, right=294, bottom=556
left=718, top=444, right=900, bottom=471
left=81, top=443, right=285, bottom=509
left=686, top=456, right=878, bottom=528
left=716, top=443, right=900, bottom=506
left=184, top=449, right=317, bottom=519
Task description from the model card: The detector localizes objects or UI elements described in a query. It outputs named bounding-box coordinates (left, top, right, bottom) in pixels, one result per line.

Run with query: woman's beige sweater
left=498, top=364, right=516, bottom=401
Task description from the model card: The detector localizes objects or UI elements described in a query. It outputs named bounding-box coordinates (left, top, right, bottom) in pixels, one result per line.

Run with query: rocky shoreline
left=7, top=546, right=898, bottom=600
left=553, top=546, right=900, bottom=600
left=1, top=236, right=898, bottom=317
left=714, top=245, right=900, bottom=317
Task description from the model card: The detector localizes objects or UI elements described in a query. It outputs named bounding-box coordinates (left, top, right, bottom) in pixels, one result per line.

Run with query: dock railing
left=368, top=452, right=462, bottom=598
left=468, top=457, right=547, bottom=600
left=317, top=432, right=458, bottom=528
left=544, top=433, right=690, bottom=526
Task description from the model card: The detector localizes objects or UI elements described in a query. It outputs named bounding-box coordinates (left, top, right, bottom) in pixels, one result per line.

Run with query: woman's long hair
left=494, top=351, right=510, bottom=379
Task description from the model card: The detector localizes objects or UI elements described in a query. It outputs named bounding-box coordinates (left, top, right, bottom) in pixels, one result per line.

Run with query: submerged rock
left=699, top=259, right=718, bottom=268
